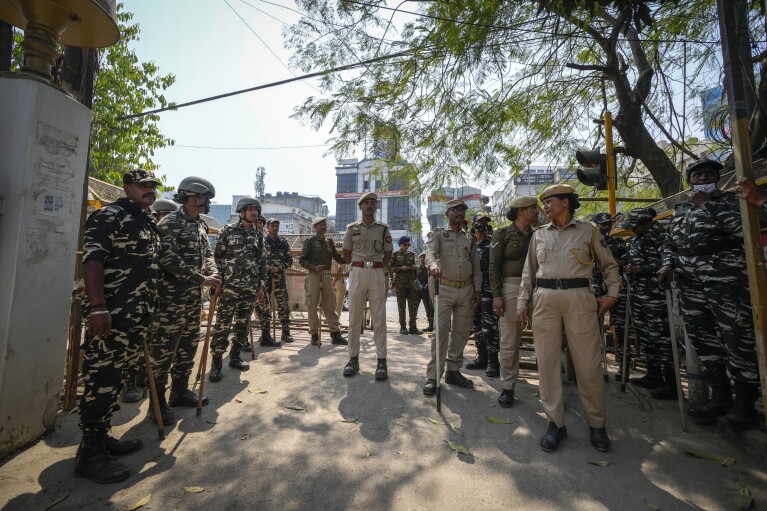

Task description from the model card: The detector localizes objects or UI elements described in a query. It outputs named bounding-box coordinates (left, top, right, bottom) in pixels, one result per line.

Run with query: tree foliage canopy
left=285, top=0, right=760, bottom=198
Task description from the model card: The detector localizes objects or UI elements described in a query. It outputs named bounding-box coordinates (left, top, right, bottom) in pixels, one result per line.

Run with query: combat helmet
left=176, top=176, right=216, bottom=200
left=151, top=197, right=179, bottom=213
left=235, top=197, right=262, bottom=212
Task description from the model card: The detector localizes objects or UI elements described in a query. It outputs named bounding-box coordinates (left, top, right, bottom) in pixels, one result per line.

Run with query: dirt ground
left=1, top=299, right=766, bottom=511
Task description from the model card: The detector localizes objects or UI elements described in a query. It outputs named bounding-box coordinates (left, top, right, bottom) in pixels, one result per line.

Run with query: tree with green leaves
left=285, top=0, right=763, bottom=198
left=7, top=4, right=175, bottom=186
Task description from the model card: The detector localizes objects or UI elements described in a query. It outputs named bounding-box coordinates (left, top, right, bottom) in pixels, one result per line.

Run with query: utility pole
left=254, top=166, right=266, bottom=198
left=604, top=112, right=617, bottom=217
left=716, top=0, right=767, bottom=413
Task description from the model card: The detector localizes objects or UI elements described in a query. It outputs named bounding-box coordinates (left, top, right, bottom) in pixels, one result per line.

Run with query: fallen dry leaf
left=446, top=440, right=471, bottom=456
left=285, top=405, right=306, bottom=411
left=240, top=433, right=251, bottom=440
left=486, top=416, right=514, bottom=425
left=340, top=417, right=360, bottom=423
left=205, top=418, right=217, bottom=424
left=129, top=493, right=152, bottom=510
left=644, top=501, right=659, bottom=510
left=234, top=397, right=243, bottom=403
left=183, top=486, right=205, bottom=494
left=721, top=456, right=736, bottom=467
left=248, top=387, right=268, bottom=394
left=587, top=460, right=610, bottom=467
left=450, top=423, right=464, bottom=437
left=428, top=417, right=445, bottom=426
left=735, top=480, right=753, bottom=511
left=40, top=493, right=68, bottom=511
left=684, top=450, right=728, bottom=463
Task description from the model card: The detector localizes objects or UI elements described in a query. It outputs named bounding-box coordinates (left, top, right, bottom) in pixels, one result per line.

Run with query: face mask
left=693, top=183, right=717, bottom=194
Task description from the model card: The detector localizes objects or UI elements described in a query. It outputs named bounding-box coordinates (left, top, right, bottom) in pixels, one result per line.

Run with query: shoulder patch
left=102, top=205, right=123, bottom=214
left=385, top=236, right=392, bottom=243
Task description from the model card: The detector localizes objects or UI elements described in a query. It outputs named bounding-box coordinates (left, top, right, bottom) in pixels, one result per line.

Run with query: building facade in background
left=335, top=158, right=422, bottom=252
left=490, top=166, right=568, bottom=223
left=426, top=186, right=489, bottom=230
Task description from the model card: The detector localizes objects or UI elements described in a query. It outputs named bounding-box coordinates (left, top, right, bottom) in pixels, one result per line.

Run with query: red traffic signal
left=575, top=149, right=607, bottom=190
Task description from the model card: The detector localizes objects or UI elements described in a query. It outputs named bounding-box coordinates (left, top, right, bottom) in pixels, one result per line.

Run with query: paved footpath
left=1, top=296, right=766, bottom=511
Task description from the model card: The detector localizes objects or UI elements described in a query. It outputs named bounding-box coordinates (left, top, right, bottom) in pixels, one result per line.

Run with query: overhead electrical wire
left=174, top=143, right=328, bottom=150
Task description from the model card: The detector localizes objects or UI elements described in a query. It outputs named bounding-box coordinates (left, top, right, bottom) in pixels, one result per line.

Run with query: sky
left=127, top=1, right=506, bottom=219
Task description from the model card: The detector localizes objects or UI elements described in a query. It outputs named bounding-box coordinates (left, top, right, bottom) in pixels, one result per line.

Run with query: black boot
left=147, top=385, right=175, bottom=425
left=169, top=379, right=208, bottom=407
left=375, top=358, right=388, bottom=380
left=399, top=325, right=408, bottom=335
left=228, top=346, right=250, bottom=371
left=465, top=344, right=488, bottom=371
left=409, top=326, right=423, bottom=335
left=718, top=380, right=760, bottom=431
left=209, top=355, right=223, bottom=382
left=281, top=326, right=294, bottom=343
left=260, top=328, right=282, bottom=347
left=630, top=361, right=663, bottom=389
left=75, top=429, right=131, bottom=483
left=688, top=366, right=733, bottom=422
left=486, top=352, right=500, bottom=377
left=331, top=331, right=348, bottom=345
left=498, top=389, right=514, bottom=408
left=121, top=380, right=141, bottom=403
left=343, top=356, right=359, bottom=377
left=310, top=333, right=319, bottom=346
left=104, top=434, right=143, bottom=456
left=651, top=365, right=678, bottom=400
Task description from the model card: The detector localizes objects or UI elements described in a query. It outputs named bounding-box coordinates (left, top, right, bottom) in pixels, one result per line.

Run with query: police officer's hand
left=268, top=266, right=280, bottom=273
left=256, top=287, right=265, bottom=303
left=596, top=297, right=616, bottom=316
left=429, top=268, right=441, bottom=278
left=690, top=191, right=711, bottom=208
left=657, top=264, right=673, bottom=289
left=88, top=312, right=111, bottom=337
left=517, top=308, right=528, bottom=330
left=314, top=264, right=325, bottom=273
left=472, top=291, right=481, bottom=308
left=624, top=264, right=639, bottom=274
left=203, top=274, right=222, bottom=295
left=735, top=176, right=767, bottom=206
left=493, top=297, right=505, bottom=317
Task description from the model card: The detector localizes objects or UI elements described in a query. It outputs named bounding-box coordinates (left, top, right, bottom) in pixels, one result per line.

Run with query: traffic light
left=575, top=149, right=607, bottom=190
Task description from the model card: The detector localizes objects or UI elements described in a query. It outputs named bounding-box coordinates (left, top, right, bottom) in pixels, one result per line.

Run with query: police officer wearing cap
left=208, top=197, right=266, bottom=382
left=423, top=199, right=482, bottom=396
left=149, top=176, right=222, bottom=426
left=659, top=159, right=765, bottom=430
left=255, top=218, right=295, bottom=343
left=489, top=195, right=538, bottom=407
left=299, top=217, right=348, bottom=346
left=76, top=168, right=161, bottom=483
left=342, top=192, right=393, bottom=379
left=517, top=184, right=619, bottom=453
left=389, top=235, right=422, bottom=335
left=618, top=208, right=675, bottom=399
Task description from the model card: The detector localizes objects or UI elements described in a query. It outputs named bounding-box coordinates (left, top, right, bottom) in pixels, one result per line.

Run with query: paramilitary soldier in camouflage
left=659, top=159, right=763, bottom=431
left=416, top=252, right=434, bottom=332
left=592, top=213, right=629, bottom=380
left=255, top=218, right=294, bottom=343
left=618, top=208, right=674, bottom=400
left=466, top=220, right=500, bottom=377
left=76, top=169, right=161, bottom=483
left=390, top=236, right=422, bottom=335
left=149, top=176, right=222, bottom=426
left=299, top=217, right=348, bottom=346
left=208, top=197, right=266, bottom=382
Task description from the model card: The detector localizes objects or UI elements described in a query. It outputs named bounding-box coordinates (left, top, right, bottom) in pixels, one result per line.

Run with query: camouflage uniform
left=661, top=191, right=760, bottom=384
left=256, top=233, right=293, bottom=330
left=472, top=236, right=500, bottom=357
left=594, top=234, right=628, bottom=356
left=210, top=220, right=265, bottom=356
left=80, top=198, right=160, bottom=432
left=151, top=208, right=218, bottom=390
left=389, top=250, right=420, bottom=330
left=416, top=262, right=434, bottom=329
left=626, top=222, right=671, bottom=368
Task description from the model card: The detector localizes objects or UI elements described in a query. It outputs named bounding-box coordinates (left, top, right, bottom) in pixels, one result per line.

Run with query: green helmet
left=235, top=197, right=261, bottom=213
left=151, top=197, right=179, bottom=213
left=176, top=176, right=216, bottom=199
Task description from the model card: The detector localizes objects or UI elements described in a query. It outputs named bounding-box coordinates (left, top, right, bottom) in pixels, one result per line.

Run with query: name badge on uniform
left=314, top=241, right=321, bottom=247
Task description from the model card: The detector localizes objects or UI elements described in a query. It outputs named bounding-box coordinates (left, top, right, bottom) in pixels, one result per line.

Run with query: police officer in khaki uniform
left=423, top=199, right=482, bottom=396
left=517, top=184, right=619, bottom=453
left=342, top=192, right=393, bottom=379
left=299, top=217, right=348, bottom=346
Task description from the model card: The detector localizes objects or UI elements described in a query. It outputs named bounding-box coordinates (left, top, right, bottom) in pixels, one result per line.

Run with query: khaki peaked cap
left=357, top=192, right=378, bottom=205
left=445, top=199, right=467, bottom=210
left=312, top=217, right=327, bottom=227
left=508, top=196, right=538, bottom=208
left=539, top=184, right=577, bottom=201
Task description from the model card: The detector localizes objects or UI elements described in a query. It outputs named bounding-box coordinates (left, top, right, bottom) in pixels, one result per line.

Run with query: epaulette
left=102, top=204, right=123, bottom=215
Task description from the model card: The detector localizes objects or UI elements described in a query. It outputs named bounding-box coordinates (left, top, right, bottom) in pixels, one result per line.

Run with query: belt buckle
left=556, top=278, right=567, bottom=290
left=364, top=261, right=374, bottom=268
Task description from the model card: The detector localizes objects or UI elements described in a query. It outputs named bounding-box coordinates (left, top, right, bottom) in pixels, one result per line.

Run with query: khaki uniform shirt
left=518, top=218, right=619, bottom=307
left=425, top=226, right=482, bottom=290
left=489, top=223, right=533, bottom=298
left=299, top=235, right=344, bottom=270
left=342, top=220, right=393, bottom=262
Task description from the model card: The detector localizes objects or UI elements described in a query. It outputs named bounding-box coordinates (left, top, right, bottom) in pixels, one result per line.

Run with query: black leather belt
left=676, top=238, right=742, bottom=257
left=536, top=278, right=590, bottom=290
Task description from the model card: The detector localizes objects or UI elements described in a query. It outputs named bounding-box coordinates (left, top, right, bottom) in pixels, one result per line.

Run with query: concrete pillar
left=0, top=77, right=91, bottom=457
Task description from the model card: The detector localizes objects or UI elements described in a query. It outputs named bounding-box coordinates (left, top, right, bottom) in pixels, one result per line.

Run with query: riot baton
left=142, top=339, right=165, bottom=439
left=197, top=292, right=218, bottom=416
left=434, top=278, right=441, bottom=412
left=249, top=309, right=256, bottom=360
left=665, top=288, right=688, bottom=432
left=620, top=283, right=632, bottom=393
left=271, top=275, right=277, bottom=341
left=599, top=319, right=609, bottom=383
left=317, top=271, right=323, bottom=348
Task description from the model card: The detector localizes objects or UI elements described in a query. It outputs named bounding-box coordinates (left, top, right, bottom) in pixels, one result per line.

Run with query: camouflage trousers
left=629, top=278, right=671, bottom=367
left=394, top=284, right=420, bottom=329
left=418, top=288, right=434, bottom=326
left=80, top=311, right=151, bottom=431
left=608, top=286, right=628, bottom=358
left=676, top=271, right=758, bottom=383
left=473, top=291, right=500, bottom=354
left=211, top=286, right=256, bottom=356
left=151, top=295, right=203, bottom=389
left=256, top=274, right=290, bottom=329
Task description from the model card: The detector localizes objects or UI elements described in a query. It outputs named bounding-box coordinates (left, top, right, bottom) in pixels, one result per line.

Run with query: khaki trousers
left=304, top=272, right=340, bottom=335
left=499, top=277, right=523, bottom=391
left=427, top=284, right=474, bottom=380
left=347, top=267, right=387, bottom=358
left=532, top=287, right=605, bottom=428
left=333, top=277, right=346, bottom=318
